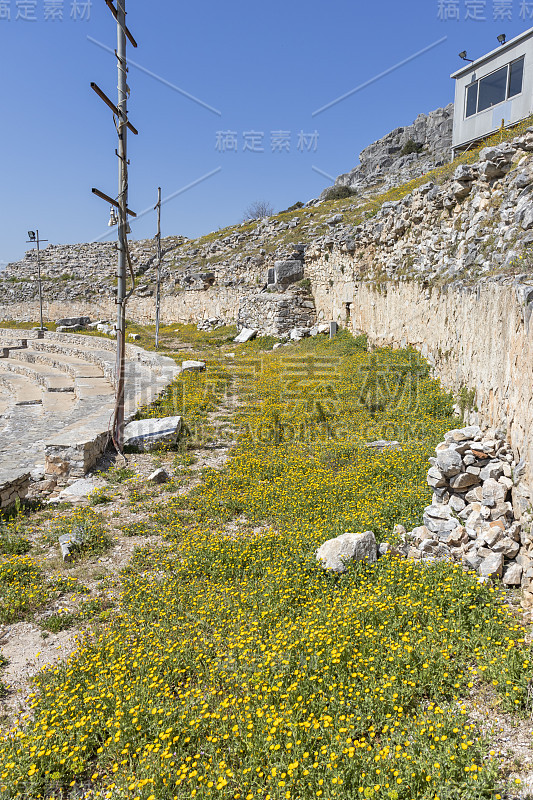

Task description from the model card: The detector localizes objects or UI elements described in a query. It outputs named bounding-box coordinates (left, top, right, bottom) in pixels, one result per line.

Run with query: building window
left=478, top=65, right=508, bottom=112
left=465, top=56, right=525, bottom=118
left=466, top=82, right=478, bottom=117
left=509, top=56, right=525, bottom=98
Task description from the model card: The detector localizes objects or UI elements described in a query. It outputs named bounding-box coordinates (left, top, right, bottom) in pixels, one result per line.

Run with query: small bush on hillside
left=242, top=200, right=274, bottom=221
left=401, top=138, right=424, bottom=156
left=324, top=185, right=354, bottom=201
left=281, top=201, right=304, bottom=213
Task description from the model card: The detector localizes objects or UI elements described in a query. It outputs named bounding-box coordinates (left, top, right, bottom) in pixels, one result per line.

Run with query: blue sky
left=0, top=0, right=532, bottom=265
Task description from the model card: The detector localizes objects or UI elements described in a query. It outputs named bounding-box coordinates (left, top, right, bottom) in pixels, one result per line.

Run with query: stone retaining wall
left=0, top=472, right=30, bottom=509
left=0, top=286, right=247, bottom=328
left=237, top=292, right=316, bottom=335
left=304, top=269, right=533, bottom=516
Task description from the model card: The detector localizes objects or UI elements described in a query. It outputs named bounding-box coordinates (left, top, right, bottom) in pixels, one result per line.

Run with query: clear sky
left=0, top=0, right=531, bottom=266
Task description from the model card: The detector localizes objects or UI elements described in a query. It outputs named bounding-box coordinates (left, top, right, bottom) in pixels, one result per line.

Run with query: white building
left=451, top=27, right=533, bottom=155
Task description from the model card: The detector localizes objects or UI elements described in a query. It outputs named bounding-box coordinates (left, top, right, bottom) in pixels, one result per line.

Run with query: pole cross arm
left=103, top=0, right=138, bottom=47
left=92, top=187, right=137, bottom=217
left=91, top=83, right=138, bottom=135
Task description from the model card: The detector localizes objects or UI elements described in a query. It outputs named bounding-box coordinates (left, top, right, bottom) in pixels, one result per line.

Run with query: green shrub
left=0, top=529, right=31, bottom=555
left=324, top=185, right=354, bottom=201
left=401, top=138, right=424, bottom=156
left=281, top=201, right=304, bottom=213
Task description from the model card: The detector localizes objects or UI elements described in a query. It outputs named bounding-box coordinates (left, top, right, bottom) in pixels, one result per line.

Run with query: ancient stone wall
left=237, top=292, right=316, bottom=335
left=305, top=130, right=533, bottom=515
left=0, top=287, right=247, bottom=327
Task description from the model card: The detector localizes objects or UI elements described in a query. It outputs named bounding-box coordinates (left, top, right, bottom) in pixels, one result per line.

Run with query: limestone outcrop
left=327, top=104, right=454, bottom=197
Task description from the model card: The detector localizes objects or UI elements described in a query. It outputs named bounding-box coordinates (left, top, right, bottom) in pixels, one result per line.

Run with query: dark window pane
left=508, top=57, right=524, bottom=98
left=466, top=82, right=478, bottom=117
left=478, top=66, right=508, bottom=112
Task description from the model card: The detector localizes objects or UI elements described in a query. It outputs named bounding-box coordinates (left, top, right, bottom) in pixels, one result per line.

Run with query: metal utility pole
left=91, top=0, right=138, bottom=452
left=114, top=0, right=129, bottom=452
left=26, top=230, right=48, bottom=331
left=154, top=187, right=162, bottom=349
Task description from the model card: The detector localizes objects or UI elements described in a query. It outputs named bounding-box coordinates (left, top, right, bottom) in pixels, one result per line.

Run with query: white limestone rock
left=234, top=328, right=257, bottom=344
left=479, top=552, right=504, bottom=579
left=57, top=477, right=106, bottom=505
left=148, top=468, right=170, bottom=484
left=182, top=360, right=206, bottom=372
left=436, top=448, right=462, bottom=477
left=316, top=531, right=377, bottom=574
left=502, top=563, right=523, bottom=586
left=123, top=416, right=182, bottom=452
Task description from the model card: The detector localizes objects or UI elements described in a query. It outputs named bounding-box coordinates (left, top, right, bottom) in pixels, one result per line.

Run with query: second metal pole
left=155, top=187, right=162, bottom=349
left=36, top=230, right=44, bottom=331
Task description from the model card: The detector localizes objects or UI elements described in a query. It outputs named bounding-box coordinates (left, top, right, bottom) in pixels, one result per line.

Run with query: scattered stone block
left=57, top=477, right=106, bottom=505
left=148, top=468, right=170, bottom=484
left=316, top=531, right=377, bottom=573
left=182, top=360, right=206, bottom=372
left=123, top=416, right=182, bottom=452
left=234, top=328, right=257, bottom=344
left=56, top=317, right=91, bottom=327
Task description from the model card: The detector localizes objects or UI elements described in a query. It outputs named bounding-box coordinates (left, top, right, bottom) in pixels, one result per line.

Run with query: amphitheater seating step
left=0, top=368, right=43, bottom=406
left=1, top=356, right=75, bottom=393
left=0, top=329, right=181, bottom=507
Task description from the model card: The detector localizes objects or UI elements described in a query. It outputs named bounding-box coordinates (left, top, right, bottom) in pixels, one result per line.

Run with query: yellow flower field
left=0, top=333, right=530, bottom=800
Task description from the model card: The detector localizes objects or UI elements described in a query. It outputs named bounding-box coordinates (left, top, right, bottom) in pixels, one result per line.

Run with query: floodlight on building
left=459, top=51, right=474, bottom=62
left=497, top=33, right=506, bottom=45
left=28, top=231, right=36, bottom=241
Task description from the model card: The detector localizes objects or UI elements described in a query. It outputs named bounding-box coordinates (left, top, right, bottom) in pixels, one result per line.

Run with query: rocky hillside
left=0, top=104, right=453, bottom=306
left=325, top=103, right=454, bottom=197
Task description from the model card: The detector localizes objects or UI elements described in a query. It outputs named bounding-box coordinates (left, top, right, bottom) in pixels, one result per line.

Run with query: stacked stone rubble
left=396, top=425, right=533, bottom=607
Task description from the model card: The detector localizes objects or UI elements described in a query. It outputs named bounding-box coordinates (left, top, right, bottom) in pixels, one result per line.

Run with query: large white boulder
left=123, top=416, right=182, bottom=452
left=316, top=531, right=377, bottom=573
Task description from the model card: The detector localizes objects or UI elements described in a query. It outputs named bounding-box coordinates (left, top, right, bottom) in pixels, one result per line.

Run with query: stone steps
left=0, top=369, right=44, bottom=406
left=1, top=357, right=75, bottom=393
left=0, top=329, right=181, bottom=506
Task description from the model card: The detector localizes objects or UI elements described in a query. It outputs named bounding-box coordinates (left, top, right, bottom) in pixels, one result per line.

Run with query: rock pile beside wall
left=390, top=423, right=533, bottom=612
